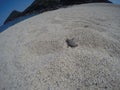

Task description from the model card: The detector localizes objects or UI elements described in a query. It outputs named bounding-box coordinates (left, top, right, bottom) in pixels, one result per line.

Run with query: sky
left=0, top=0, right=120, bottom=26
left=110, top=0, right=120, bottom=4
left=0, top=0, right=34, bottom=26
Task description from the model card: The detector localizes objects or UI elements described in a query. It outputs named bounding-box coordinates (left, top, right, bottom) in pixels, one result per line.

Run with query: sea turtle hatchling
left=66, top=38, right=78, bottom=48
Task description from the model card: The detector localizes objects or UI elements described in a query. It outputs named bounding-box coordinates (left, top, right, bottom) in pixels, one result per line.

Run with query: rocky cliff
left=4, top=10, right=21, bottom=24
left=4, top=0, right=111, bottom=24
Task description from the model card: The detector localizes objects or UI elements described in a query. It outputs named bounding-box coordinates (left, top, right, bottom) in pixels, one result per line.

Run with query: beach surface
left=0, top=3, right=120, bottom=90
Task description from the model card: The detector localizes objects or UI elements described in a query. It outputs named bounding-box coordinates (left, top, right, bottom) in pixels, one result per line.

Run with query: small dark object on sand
left=66, top=38, right=78, bottom=48
left=84, top=25, right=89, bottom=28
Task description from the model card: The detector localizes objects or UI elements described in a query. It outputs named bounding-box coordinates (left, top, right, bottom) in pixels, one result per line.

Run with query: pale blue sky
left=0, top=0, right=34, bottom=26
left=0, top=0, right=120, bottom=26
left=109, top=0, right=120, bottom=4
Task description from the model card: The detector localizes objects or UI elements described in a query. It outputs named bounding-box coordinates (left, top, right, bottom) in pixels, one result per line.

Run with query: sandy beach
left=0, top=3, right=120, bottom=90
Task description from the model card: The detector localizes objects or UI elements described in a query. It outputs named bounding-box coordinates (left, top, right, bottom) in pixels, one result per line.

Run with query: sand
left=0, top=3, right=120, bottom=90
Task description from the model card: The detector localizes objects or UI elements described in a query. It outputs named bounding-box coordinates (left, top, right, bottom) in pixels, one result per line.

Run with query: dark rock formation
left=22, top=0, right=60, bottom=14
left=4, top=10, right=21, bottom=24
left=4, top=0, right=112, bottom=24
left=60, top=0, right=112, bottom=5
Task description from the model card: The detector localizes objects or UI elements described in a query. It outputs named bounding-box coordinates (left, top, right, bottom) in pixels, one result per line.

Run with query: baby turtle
left=66, top=38, right=78, bottom=48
